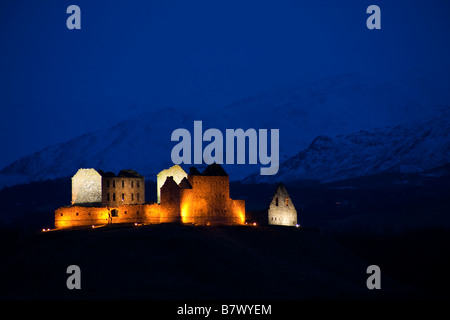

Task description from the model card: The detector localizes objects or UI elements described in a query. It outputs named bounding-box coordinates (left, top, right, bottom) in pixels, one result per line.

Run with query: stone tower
left=71, top=168, right=102, bottom=205
left=160, top=176, right=182, bottom=223
left=268, top=183, right=298, bottom=227
left=157, top=163, right=245, bottom=225
left=156, top=165, right=188, bottom=204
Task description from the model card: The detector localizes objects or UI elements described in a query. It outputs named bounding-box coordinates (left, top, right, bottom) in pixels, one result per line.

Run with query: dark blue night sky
left=1, top=0, right=450, bottom=168
left=2, top=1, right=450, bottom=302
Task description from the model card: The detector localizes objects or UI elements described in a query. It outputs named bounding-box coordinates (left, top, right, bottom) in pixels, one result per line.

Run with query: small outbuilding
left=268, top=183, right=298, bottom=227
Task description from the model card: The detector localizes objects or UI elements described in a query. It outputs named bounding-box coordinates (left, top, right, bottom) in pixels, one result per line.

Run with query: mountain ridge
left=244, top=114, right=450, bottom=183
left=1, top=68, right=449, bottom=188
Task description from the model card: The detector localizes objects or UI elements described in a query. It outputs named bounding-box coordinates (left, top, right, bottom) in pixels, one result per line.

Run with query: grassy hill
left=0, top=223, right=415, bottom=300
left=0, top=176, right=449, bottom=299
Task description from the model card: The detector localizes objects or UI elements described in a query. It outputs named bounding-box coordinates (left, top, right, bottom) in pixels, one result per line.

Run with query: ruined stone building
left=171, top=164, right=245, bottom=225
left=268, top=183, right=298, bottom=227
left=156, top=165, right=187, bottom=204
left=71, top=168, right=145, bottom=207
left=55, top=164, right=245, bottom=228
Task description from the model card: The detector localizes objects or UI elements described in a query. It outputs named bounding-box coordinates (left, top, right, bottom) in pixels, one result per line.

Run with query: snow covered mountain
left=1, top=68, right=449, bottom=188
left=0, top=107, right=192, bottom=188
left=243, top=115, right=450, bottom=183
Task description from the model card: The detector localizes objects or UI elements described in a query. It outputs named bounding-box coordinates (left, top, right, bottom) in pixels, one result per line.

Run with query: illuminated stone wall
left=156, top=165, right=187, bottom=204
left=108, top=204, right=160, bottom=224
left=160, top=177, right=181, bottom=223
left=231, top=199, right=246, bottom=225
left=55, top=206, right=109, bottom=228
left=71, top=169, right=102, bottom=205
left=55, top=203, right=162, bottom=228
left=142, top=203, right=162, bottom=224
left=268, top=183, right=297, bottom=226
left=179, top=174, right=244, bottom=225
